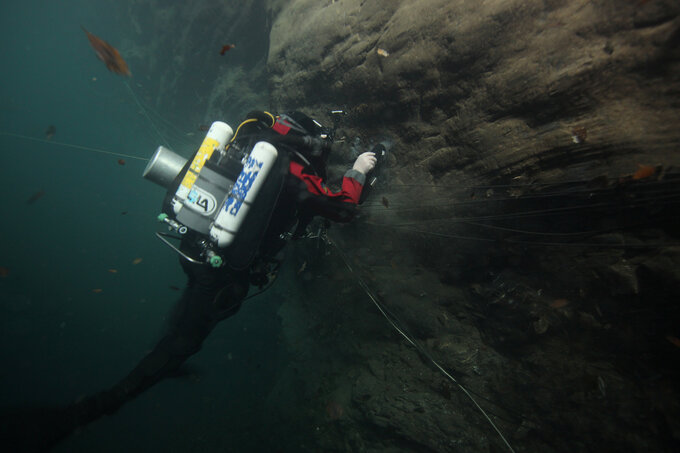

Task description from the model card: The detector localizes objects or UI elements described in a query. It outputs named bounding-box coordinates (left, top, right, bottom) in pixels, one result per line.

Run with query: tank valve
left=157, top=213, right=188, bottom=234
left=207, top=251, right=223, bottom=268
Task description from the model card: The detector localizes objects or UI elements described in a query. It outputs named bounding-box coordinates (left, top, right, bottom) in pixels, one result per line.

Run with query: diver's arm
left=322, top=151, right=376, bottom=204
left=340, top=169, right=366, bottom=204
left=290, top=153, right=375, bottom=204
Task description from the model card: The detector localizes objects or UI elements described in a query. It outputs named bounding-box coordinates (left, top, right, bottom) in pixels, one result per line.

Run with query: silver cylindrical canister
left=143, top=146, right=188, bottom=189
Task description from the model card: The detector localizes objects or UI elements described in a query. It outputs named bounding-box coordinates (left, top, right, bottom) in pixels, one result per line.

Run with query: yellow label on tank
left=180, top=138, right=219, bottom=190
left=180, top=169, right=198, bottom=189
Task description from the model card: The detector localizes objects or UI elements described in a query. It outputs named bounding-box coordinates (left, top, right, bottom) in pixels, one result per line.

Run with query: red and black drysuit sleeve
left=289, top=160, right=365, bottom=223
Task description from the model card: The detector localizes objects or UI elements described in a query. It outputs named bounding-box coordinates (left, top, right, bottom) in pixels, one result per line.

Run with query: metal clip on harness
left=155, top=214, right=223, bottom=267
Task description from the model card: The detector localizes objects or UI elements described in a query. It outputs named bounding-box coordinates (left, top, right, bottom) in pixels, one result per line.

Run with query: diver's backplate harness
left=142, top=110, right=343, bottom=273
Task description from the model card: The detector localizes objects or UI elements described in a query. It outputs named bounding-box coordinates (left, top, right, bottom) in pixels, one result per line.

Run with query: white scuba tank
left=210, top=141, right=279, bottom=247
left=172, top=121, right=234, bottom=216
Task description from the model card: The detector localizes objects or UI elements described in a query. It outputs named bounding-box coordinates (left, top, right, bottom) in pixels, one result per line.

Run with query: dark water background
left=0, top=1, right=290, bottom=450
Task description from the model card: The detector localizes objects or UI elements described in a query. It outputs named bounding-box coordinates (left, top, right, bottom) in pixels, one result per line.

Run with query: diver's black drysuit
left=0, top=124, right=368, bottom=452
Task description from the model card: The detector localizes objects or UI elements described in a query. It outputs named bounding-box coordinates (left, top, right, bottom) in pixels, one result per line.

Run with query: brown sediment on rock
left=264, top=2, right=680, bottom=450
left=267, top=0, right=680, bottom=185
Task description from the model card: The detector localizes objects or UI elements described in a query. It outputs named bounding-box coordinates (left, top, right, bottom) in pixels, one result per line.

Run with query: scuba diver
left=0, top=110, right=384, bottom=452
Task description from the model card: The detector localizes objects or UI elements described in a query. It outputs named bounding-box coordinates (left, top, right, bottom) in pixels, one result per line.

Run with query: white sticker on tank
left=186, top=186, right=217, bottom=216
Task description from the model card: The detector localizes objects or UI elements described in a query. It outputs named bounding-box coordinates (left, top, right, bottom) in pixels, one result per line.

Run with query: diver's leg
left=0, top=262, right=248, bottom=452
left=71, top=262, right=249, bottom=424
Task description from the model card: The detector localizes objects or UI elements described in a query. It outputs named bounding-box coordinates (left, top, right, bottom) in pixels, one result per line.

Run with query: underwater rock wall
left=267, top=0, right=680, bottom=184
left=263, top=1, right=680, bottom=452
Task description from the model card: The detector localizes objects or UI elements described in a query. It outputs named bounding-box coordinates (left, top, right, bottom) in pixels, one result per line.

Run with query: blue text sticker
left=224, top=156, right=264, bottom=216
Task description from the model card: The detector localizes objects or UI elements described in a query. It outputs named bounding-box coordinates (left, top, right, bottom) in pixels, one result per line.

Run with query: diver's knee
left=213, top=282, right=247, bottom=312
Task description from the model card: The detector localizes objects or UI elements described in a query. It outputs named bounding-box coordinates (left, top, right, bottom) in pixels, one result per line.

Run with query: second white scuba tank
left=210, top=141, right=279, bottom=247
